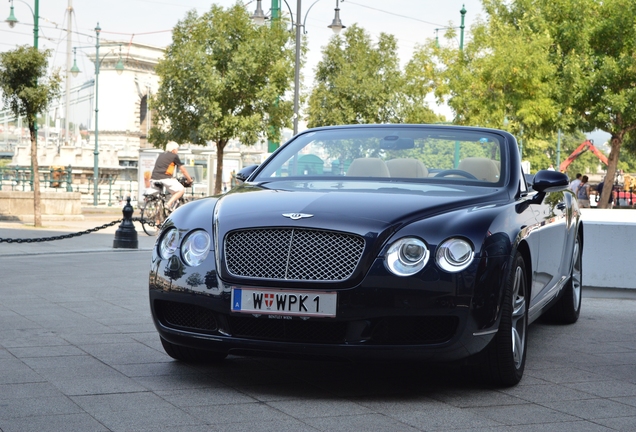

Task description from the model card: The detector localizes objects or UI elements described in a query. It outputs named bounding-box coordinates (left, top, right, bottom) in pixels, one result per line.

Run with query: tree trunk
left=214, top=140, right=228, bottom=195
left=598, top=135, right=621, bottom=209
left=29, top=120, right=42, bottom=227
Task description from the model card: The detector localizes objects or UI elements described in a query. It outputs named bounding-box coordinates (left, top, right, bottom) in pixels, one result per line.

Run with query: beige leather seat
left=346, top=158, right=390, bottom=177
left=386, top=158, right=428, bottom=178
left=458, top=157, right=500, bottom=182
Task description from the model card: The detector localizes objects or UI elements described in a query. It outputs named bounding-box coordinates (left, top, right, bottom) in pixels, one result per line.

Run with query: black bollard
left=113, top=196, right=139, bottom=249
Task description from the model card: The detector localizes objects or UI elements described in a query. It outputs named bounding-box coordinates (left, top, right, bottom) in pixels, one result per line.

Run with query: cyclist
left=150, top=141, right=193, bottom=211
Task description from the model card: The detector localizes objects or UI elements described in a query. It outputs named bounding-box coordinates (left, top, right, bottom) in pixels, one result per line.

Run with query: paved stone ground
left=0, top=220, right=635, bottom=431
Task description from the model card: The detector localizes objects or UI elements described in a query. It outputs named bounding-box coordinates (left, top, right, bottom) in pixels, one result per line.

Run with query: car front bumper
left=149, top=251, right=507, bottom=362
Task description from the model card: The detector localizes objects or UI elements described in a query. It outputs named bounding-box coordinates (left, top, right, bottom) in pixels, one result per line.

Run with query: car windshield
left=254, top=126, right=506, bottom=188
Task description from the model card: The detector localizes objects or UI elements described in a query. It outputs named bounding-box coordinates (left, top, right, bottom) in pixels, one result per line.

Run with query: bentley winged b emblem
left=282, top=213, right=314, bottom=220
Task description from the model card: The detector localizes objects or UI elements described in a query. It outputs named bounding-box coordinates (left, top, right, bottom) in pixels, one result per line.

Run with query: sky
left=1, top=0, right=484, bottom=118
left=2, top=0, right=613, bottom=144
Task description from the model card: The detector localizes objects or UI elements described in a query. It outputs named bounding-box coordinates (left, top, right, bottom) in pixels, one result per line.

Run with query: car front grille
left=224, top=228, right=365, bottom=281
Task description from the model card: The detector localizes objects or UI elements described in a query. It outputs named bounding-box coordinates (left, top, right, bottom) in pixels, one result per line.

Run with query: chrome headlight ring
left=181, top=229, right=211, bottom=267
left=436, top=237, right=474, bottom=272
left=385, top=237, right=429, bottom=277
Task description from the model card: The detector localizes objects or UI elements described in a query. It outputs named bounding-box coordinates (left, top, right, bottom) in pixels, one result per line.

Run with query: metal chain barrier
left=0, top=197, right=162, bottom=245
left=0, top=219, right=125, bottom=243
left=135, top=216, right=158, bottom=228
left=0, top=215, right=161, bottom=244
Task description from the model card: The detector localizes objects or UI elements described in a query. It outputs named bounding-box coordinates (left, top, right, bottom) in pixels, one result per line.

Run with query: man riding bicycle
left=150, top=141, right=194, bottom=211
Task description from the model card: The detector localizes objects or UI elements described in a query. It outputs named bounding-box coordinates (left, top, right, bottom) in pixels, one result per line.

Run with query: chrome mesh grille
left=224, top=228, right=365, bottom=281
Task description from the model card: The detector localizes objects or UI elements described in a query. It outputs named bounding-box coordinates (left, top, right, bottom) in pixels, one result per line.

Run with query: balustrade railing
left=0, top=166, right=208, bottom=207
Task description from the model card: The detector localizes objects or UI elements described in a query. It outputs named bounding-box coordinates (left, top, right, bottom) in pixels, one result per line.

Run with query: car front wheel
left=475, top=252, right=528, bottom=387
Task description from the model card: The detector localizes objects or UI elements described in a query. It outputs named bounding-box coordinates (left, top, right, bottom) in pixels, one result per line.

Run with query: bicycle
left=140, top=177, right=192, bottom=236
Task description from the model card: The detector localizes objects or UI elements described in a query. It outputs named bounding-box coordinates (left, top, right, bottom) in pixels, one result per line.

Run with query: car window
left=255, top=127, right=505, bottom=187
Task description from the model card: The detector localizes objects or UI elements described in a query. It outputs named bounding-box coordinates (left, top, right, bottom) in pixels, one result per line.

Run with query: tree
left=419, top=2, right=561, bottom=142
left=149, top=4, right=295, bottom=195
left=308, top=24, right=425, bottom=126
left=0, top=46, right=61, bottom=226
left=431, top=0, right=636, bottom=208
left=563, top=0, right=636, bottom=207
left=186, top=272, right=204, bottom=289
left=402, top=46, right=446, bottom=124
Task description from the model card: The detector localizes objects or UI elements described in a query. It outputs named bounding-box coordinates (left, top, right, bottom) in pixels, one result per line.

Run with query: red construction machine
left=559, top=140, right=608, bottom=172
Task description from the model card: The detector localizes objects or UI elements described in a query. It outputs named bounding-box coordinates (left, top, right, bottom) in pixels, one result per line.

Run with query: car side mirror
left=531, top=170, right=569, bottom=193
left=529, top=170, right=569, bottom=205
left=235, top=164, right=259, bottom=183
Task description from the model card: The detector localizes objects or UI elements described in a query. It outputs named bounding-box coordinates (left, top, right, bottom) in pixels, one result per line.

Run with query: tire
left=140, top=197, right=164, bottom=236
left=545, top=232, right=582, bottom=324
left=475, top=252, right=528, bottom=387
left=160, top=337, right=227, bottom=363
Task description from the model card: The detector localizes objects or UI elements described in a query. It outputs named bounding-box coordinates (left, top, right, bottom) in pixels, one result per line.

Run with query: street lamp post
left=434, top=6, right=467, bottom=51
left=5, top=0, right=38, bottom=48
left=459, top=4, right=466, bottom=51
left=252, top=0, right=345, bottom=136
left=93, top=24, right=101, bottom=207
left=70, top=24, right=124, bottom=206
left=292, top=0, right=302, bottom=136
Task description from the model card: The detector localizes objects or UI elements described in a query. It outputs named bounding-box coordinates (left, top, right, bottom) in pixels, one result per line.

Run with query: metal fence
left=0, top=166, right=136, bottom=207
left=1, top=166, right=208, bottom=207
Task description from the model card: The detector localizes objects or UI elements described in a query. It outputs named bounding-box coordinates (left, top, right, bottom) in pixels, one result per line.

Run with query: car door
left=532, top=189, right=568, bottom=306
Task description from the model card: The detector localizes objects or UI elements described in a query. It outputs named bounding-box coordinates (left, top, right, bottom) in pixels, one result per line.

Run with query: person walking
left=150, top=142, right=193, bottom=211
left=570, top=173, right=582, bottom=193
left=576, top=175, right=591, bottom=208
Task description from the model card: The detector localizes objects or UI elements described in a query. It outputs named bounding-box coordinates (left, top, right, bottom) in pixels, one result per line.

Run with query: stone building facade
left=3, top=41, right=272, bottom=203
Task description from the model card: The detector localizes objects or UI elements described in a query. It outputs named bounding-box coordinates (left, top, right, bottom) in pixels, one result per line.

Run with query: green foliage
left=402, top=46, right=447, bottom=124
left=149, top=4, right=295, bottom=193
left=307, top=25, right=442, bottom=127
left=150, top=4, right=295, bottom=146
left=418, top=0, right=636, bottom=206
left=405, top=139, right=497, bottom=170
left=0, top=46, right=61, bottom=127
left=0, top=45, right=61, bottom=226
left=423, top=1, right=561, bottom=139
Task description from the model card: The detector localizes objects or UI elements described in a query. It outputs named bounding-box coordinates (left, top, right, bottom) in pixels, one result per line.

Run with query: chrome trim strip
left=529, top=275, right=568, bottom=316
left=473, top=328, right=498, bottom=336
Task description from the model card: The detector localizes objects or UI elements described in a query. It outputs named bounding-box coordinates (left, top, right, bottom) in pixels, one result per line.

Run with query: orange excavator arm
left=559, top=140, right=609, bottom=172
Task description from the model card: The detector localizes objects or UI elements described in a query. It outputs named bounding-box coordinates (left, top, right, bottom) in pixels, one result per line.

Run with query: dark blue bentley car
left=149, top=124, right=582, bottom=386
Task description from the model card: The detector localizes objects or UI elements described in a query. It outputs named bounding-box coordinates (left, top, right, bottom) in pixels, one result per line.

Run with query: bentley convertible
left=148, top=124, right=582, bottom=386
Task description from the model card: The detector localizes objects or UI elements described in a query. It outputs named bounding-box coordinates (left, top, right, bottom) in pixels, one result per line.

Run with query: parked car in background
left=148, top=124, right=582, bottom=387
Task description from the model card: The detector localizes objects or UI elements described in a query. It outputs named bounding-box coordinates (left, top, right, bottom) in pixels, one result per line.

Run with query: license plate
left=231, top=288, right=337, bottom=317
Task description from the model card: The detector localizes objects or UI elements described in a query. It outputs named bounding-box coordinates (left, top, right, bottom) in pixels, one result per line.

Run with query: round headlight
left=158, top=227, right=179, bottom=259
left=385, top=237, right=429, bottom=276
left=436, top=238, right=474, bottom=272
left=181, top=230, right=211, bottom=266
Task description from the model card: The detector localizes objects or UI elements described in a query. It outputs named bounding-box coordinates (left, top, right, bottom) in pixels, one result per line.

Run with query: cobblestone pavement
left=0, top=220, right=635, bottom=431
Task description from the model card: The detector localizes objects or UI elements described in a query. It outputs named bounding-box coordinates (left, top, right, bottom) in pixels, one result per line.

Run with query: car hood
left=215, top=182, right=502, bottom=239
